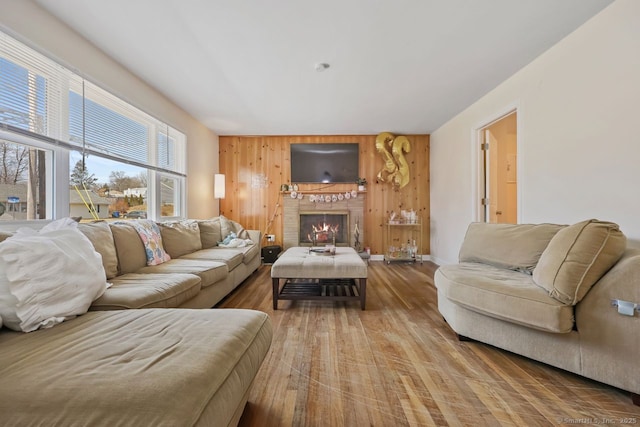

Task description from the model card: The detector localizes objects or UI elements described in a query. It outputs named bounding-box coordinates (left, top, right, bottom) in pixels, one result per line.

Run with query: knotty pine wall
left=218, top=135, right=429, bottom=256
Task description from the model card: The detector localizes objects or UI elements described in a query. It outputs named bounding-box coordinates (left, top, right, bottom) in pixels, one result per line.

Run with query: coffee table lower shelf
left=272, top=278, right=366, bottom=310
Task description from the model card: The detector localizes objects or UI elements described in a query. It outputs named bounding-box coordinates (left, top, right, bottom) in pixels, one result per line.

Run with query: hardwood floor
left=219, top=261, right=640, bottom=426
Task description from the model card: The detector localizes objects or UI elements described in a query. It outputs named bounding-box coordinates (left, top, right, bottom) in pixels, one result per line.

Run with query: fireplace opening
left=299, top=211, right=349, bottom=246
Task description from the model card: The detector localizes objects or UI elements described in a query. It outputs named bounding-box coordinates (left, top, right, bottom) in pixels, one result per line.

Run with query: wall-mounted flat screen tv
left=290, top=143, right=359, bottom=183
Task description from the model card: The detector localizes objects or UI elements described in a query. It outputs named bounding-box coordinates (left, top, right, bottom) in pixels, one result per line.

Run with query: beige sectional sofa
left=0, top=216, right=272, bottom=426
left=79, top=216, right=262, bottom=309
left=435, top=219, right=639, bottom=404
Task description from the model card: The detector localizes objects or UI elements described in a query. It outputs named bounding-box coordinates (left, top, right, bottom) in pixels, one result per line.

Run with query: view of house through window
left=69, top=151, right=149, bottom=220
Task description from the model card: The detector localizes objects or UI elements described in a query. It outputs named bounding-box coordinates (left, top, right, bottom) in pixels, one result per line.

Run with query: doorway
left=480, top=111, right=517, bottom=223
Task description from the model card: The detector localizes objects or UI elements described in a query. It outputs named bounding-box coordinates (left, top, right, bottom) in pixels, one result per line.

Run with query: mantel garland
left=286, top=190, right=361, bottom=203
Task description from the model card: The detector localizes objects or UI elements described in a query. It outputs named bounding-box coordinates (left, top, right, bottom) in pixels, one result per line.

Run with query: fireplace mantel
left=283, top=194, right=364, bottom=250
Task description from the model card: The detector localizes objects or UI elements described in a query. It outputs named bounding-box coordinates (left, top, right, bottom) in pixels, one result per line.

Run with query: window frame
left=0, top=127, right=67, bottom=219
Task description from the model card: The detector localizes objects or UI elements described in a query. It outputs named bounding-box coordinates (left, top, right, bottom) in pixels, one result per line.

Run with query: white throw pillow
left=0, top=218, right=108, bottom=332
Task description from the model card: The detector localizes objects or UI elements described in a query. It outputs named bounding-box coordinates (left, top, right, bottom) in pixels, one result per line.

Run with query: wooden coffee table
left=270, top=247, right=368, bottom=310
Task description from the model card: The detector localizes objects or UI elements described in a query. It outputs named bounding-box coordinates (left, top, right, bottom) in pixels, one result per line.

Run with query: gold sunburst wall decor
left=375, top=132, right=411, bottom=189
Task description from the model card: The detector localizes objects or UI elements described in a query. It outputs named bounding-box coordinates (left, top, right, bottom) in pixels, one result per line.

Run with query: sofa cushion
left=436, top=263, right=574, bottom=333
left=137, top=259, right=228, bottom=288
left=78, top=221, right=119, bottom=279
left=220, top=215, right=234, bottom=241
left=0, top=309, right=273, bottom=427
left=239, top=242, right=260, bottom=265
left=158, top=220, right=202, bottom=258
left=109, top=223, right=148, bottom=275
left=181, top=248, right=244, bottom=270
left=220, top=215, right=250, bottom=240
left=198, top=218, right=222, bottom=249
left=459, top=222, right=565, bottom=273
left=90, top=273, right=202, bottom=310
left=533, top=219, right=626, bottom=305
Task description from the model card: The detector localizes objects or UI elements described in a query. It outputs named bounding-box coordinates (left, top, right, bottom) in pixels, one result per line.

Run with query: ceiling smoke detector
left=314, top=63, right=330, bottom=72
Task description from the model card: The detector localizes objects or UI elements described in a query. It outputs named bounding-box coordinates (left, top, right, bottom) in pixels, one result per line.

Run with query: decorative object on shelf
left=401, top=209, right=417, bottom=223
left=292, top=184, right=299, bottom=191
left=350, top=190, right=358, bottom=198
left=280, top=184, right=289, bottom=192
left=345, top=191, right=351, bottom=200
left=375, top=132, right=411, bottom=189
left=338, top=193, right=344, bottom=201
left=290, top=191, right=298, bottom=199
left=356, top=177, right=367, bottom=191
left=389, top=210, right=397, bottom=224
left=297, top=192, right=303, bottom=199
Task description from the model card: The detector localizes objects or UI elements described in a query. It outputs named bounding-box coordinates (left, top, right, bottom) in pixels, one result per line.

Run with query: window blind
left=0, top=31, right=185, bottom=176
left=0, top=31, right=76, bottom=142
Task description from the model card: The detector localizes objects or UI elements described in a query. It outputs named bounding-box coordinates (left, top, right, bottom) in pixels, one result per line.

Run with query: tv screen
left=290, top=143, right=359, bottom=183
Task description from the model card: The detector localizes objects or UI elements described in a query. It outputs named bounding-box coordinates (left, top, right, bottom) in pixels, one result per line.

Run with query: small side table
left=262, top=245, right=282, bottom=264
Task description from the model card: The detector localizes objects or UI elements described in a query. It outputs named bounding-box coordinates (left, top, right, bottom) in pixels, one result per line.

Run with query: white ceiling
left=36, top=0, right=612, bottom=136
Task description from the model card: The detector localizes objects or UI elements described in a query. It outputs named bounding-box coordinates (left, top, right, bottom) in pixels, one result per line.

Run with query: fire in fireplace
left=299, top=211, right=349, bottom=246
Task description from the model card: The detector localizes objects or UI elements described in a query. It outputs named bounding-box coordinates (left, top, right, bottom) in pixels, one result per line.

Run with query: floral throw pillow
left=127, top=220, right=171, bottom=266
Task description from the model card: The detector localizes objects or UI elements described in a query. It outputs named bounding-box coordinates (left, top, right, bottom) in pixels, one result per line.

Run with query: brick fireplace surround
left=282, top=193, right=365, bottom=250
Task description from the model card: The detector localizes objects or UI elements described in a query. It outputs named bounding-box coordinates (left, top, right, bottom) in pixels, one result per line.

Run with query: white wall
left=0, top=0, right=220, bottom=219
left=430, top=0, right=640, bottom=265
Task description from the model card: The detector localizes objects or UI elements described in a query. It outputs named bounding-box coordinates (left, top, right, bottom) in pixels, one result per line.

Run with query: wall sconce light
left=214, top=174, right=226, bottom=199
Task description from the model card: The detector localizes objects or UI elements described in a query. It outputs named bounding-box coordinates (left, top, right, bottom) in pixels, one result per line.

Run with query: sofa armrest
left=578, top=249, right=640, bottom=324
left=247, top=230, right=261, bottom=247
left=576, top=249, right=640, bottom=393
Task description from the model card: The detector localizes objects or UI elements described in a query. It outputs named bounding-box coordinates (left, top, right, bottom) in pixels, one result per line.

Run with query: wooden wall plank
left=219, top=135, right=430, bottom=255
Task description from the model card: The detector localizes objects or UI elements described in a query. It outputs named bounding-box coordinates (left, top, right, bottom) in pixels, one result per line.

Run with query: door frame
left=470, top=103, right=522, bottom=223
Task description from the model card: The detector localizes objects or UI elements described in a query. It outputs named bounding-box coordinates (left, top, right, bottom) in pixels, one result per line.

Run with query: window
left=159, top=174, right=182, bottom=218
left=69, top=151, right=148, bottom=220
left=0, top=140, right=51, bottom=220
left=0, top=31, right=186, bottom=221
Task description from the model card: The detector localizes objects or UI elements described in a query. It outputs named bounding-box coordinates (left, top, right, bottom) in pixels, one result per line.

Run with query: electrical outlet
left=267, top=234, right=276, bottom=242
